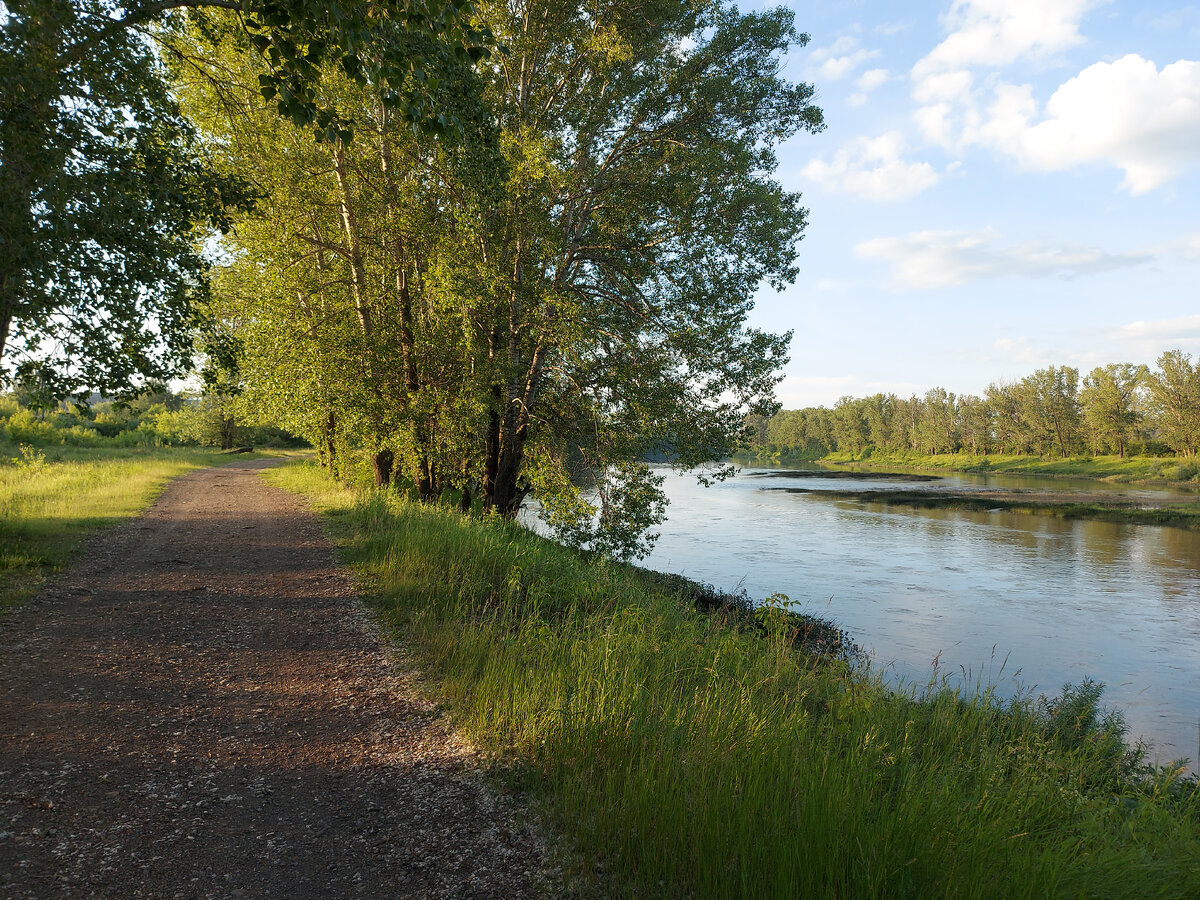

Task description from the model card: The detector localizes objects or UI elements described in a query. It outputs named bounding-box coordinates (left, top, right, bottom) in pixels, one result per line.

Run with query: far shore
left=733, top=452, right=1200, bottom=529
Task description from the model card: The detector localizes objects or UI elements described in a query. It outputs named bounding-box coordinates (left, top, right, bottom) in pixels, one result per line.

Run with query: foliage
left=271, top=459, right=1200, bottom=898
left=1146, top=350, right=1200, bottom=457
left=0, top=0, right=259, bottom=400
left=0, top=389, right=302, bottom=448
left=0, top=0, right=493, bottom=400
left=746, top=352, right=1200, bottom=465
left=187, top=0, right=825, bottom=559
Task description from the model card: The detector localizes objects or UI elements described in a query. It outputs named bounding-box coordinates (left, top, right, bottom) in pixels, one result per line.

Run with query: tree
left=957, top=394, right=990, bottom=455
left=190, top=0, right=824, bottom=558
left=918, top=387, right=956, bottom=454
left=1146, top=350, right=1200, bottom=457
left=470, top=0, right=823, bottom=541
left=0, top=0, right=258, bottom=398
left=1013, top=366, right=1080, bottom=457
left=0, top=0, right=492, bottom=396
left=1080, top=363, right=1146, bottom=457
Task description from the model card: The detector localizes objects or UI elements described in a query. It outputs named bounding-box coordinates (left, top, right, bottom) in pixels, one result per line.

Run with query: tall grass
left=270, top=461, right=1200, bottom=898
left=0, top=444, right=259, bottom=608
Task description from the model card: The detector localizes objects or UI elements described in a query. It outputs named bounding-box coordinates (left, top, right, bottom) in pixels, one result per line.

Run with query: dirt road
left=0, top=460, right=549, bottom=898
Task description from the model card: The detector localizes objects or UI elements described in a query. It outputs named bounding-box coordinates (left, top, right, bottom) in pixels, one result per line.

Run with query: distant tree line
left=746, top=351, right=1200, bottom=460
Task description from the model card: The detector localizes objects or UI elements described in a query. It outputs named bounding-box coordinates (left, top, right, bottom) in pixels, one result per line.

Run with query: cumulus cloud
left=811, top=36, right=881, bottom=82
left=856, top=68, right=891, bottom=92
left=973, top=55, right=1200, bottom=194
left=854, top=229, right=1151, bottom=289
left=801, top=133, right=940, bottom=201
left=913, top=0, right=1098, bottom=81
left=905, top=2, right=1200, bottom=191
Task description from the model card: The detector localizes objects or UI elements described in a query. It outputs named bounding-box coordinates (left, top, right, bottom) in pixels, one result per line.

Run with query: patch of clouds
left=906, top=2, right=1200, bottom=192
left=856, top=68, right=891, bottom=92
left=1114, top=314, right=1200, bottom=344
left=970, top=55, right=1200, bottom=194
left=1148, top=7, right=1200, bottom=33
left=801, top=133, right=940, bottom=201
left=913, top=0, right=1098, bottom=82
left=990, top=336, right=1053, bottom=366
left=811, top=35, right=881, bottom=82
left=854, top=228, right=1152, bottom=289
left=1102, top=314, right=1200, bottom=360
left=1166, top=233, right=1200, bottom=259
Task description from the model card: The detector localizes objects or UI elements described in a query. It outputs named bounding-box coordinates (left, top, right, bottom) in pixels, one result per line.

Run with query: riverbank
left=271, top=459, right=1200, bottom=897
left=736, top=449, right=1200, bottom=486
left=734, top=451, right=1200, bottom=529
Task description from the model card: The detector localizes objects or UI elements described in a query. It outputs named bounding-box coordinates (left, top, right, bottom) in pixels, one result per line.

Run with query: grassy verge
left=269, top=460, right=1200, bottom=898
left=736, top=450, right=1200, bottom=486
left=0, top=444, right=281, bottom=610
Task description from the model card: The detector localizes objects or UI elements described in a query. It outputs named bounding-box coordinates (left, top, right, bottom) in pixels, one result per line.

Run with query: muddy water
left=634, top=466, right=1200, bottom=769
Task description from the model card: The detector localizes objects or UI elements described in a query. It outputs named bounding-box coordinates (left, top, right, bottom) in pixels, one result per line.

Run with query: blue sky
left=749, top=0, right=1200, bottom=408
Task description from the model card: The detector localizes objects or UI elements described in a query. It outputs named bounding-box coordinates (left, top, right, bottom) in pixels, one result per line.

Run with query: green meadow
left=0, top=444, right=274, bottom=609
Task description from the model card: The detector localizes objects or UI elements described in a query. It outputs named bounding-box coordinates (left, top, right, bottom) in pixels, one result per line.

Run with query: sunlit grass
left=0, top=444, right=279, bottom=608
left=792, top=450, right=1200, bottom=485
left=270, top=459, right=1200, bottom=898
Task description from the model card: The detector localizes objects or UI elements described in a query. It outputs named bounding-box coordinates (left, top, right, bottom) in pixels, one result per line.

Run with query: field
left=0, top=444, right=279, bottom=609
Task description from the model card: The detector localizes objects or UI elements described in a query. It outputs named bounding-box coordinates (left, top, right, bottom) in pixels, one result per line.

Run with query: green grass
left=269, top=460, right=1200, bottom=898
left=741, top=449, right=1200, bottom=486
left=0, top=443, right=279, bottom=609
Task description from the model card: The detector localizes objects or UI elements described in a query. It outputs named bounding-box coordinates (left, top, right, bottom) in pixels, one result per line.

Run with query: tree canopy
left=181, top=0, right=824, bottom=557
left=748, top=352, right=1200, bottom=461
left=0, top=0, right=493, bottom=399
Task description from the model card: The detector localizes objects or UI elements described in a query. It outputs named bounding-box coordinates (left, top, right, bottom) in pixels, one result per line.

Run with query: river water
left=538, top=465, right=1200, bottom=769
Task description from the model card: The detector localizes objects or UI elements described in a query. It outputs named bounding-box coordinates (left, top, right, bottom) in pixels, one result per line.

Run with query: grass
left=792, top=488, right=1200, bottom=530
left=0, top=443, right=281, bottom=609
left=740, top=449, right=1200, bottom=487
left=269, top=459, right=1200, bottom=898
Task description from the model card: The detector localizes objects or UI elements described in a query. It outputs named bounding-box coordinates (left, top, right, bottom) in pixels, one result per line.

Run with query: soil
left=0, top=460, right=553, bottom=899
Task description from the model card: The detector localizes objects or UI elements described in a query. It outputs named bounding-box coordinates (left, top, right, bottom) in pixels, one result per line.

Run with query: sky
left=747, top=0, right=1200, bottom=409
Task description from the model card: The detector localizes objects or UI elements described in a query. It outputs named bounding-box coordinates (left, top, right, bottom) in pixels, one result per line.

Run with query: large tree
left=1080, top=363, right=1146, bottom=457
left=188, top=0, right=823, bottom=558
left=473, top=0, right=822, bottom=547
left=1146, top=350, right=1200, bottom=457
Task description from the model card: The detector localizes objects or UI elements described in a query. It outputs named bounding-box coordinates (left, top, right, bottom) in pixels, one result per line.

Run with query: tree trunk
left=324, top=412, right=338, bottom=479
left=372, top=449, right=394, bottom=487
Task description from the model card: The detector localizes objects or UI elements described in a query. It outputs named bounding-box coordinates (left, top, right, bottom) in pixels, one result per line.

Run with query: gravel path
left=0, top=459, right=551, bottom=898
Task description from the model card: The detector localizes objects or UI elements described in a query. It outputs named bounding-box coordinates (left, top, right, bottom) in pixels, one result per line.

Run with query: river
left=536, top=465, right=1200, bottom=770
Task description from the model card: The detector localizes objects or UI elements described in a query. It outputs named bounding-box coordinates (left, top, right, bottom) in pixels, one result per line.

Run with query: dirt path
left=0, top=460, right=550, bottom=899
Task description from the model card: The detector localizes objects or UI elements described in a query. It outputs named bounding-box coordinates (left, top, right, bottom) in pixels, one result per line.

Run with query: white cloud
left=905, top=0, right=1200, bottom=192
left=801, top=133, right=940, bottom=201
left=991, top=336, right=1052, bottom=366
left=854, top=229, right=1151, bottom=289
left=913, top=0, right=1099, bottom=82
left=811, top=36, right=880, bottom=82
left=1115, top=314, right=1200, bottom=343
left=855, top=68, right=891, bottom=92
left=972, top=55, right=1200, bottom=194
left=1168, top=233, right=1200, bottom=260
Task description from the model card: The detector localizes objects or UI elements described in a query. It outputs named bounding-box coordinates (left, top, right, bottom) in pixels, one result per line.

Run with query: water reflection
left=631, top=467, right=1200, bottom=771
